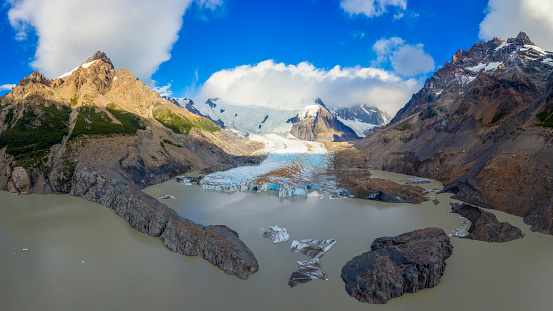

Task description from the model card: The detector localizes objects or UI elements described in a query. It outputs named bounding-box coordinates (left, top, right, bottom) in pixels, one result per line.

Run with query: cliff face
left=0, top=51, right=261, bottom=279
left=351, top=32, right=553, bottom=233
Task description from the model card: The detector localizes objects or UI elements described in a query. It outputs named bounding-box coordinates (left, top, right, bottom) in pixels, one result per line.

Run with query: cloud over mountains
left=195, top=60, right=421, bottom=116
left=479, top=0, right=553, bottom=51
left=6, top=0, right=222, bottom=82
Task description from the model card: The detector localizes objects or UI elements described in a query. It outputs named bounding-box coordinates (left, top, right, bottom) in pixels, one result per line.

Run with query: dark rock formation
left=341, top=227, right=452, bottom=304
left=71, top=168, right=259, bottom=279
left=450, top=203, right=524, bottom=242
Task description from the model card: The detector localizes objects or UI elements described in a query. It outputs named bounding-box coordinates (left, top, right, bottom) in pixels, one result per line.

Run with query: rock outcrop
left=338, top=172, right=428, bottom=204
left=450, top=203, right=524, bottom=242
left=341, top=228, right=452, bottom=304
left=70, top=167, right=259, bottom=279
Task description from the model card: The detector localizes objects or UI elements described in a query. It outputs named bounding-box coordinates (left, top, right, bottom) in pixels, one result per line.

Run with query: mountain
left=328, top=104, right=389, bottom=137
left=173, top=97, right=365, bottom=141
left=0, top=51, right=260, bottom=279
left=344, top=32, right=553, bottom=234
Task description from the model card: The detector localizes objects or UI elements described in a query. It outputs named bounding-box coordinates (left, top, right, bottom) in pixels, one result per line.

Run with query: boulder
left=8, top=167, right=31, bottom=194
left=341, top=227, right=452, bottom=304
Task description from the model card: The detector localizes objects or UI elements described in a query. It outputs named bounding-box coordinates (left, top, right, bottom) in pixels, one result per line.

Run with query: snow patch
left=543, top=58, right=553, bottom=66
left=523, top=45, right=547, bottom=55
left=494, top=42, right=511, bottom=51
left=467, top=63, right=487, bottom=72
left=57, top=59, right=99, bottom=79
left=336, top=116, right=376, bottom=137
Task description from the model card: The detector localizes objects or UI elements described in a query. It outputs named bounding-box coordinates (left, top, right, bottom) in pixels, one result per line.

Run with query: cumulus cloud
left=0, top=84, right=17, bottom=91
left=153, top=82, right=173, bottom=97
left=372, top=37, right=435, bottom=77
left=195, top=60, right=421, bottom=116
left=340, top=0, right=407, bottom=18
left=6, top=0, right=222, bottom=82
left=479, top=0, right=553, bottom=50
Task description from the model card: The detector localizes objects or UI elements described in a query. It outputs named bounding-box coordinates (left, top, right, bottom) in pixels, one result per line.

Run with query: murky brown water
left=1, top=172, right=553, bottom=310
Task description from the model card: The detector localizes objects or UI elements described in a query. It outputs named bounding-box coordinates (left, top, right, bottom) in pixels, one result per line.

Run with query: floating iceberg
left=288, top=258, right=327, bottom=288
left=158, top=194, right=176, bottom=200
left=288, top=239, right=336, bottom=287
left=398, top=177, right=433, bottom=185
left=263, top=225, right=290, bottom=244
left=290, top=239, right=336, bottom=259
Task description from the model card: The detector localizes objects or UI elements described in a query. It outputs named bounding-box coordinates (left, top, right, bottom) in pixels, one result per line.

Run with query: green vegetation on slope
left=536, top=109, right=553, bottom=128
left=153, top=108, right=220, bottom=134
left=0, top=104, right=71, bottom=163
left=491, top=112, right=508, bottom=124
left=70, top=104, right=145, bottom=139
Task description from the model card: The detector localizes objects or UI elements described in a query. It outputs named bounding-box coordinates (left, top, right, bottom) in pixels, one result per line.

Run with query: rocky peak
left=86, top=51, right=114, bottom=69
left=19, top=70, right=50, bottom=86
left=507, top=31, right=534, bottom=46
left=392, top=31, right=553, bottom=124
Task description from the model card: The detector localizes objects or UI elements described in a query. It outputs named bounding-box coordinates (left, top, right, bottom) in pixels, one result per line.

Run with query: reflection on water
left=1, top=173, right=553, bottom=310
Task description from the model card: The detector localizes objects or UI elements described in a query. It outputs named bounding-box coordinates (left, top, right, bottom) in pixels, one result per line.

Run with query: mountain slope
left=0, top=51, right=261, bottom=279
left=349, top=32, right=553, bottom=233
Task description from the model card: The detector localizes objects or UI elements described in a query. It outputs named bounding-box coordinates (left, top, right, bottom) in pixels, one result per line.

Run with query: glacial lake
left=1, top=170, right=553, bottom=310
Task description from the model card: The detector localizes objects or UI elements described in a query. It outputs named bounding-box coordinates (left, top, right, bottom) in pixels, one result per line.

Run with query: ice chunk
left=288, top=239, right=336, bottom=287
left=288, top=258, right=327, bottom=287
left=263, top=225, right=290, bottom=244
left=158, top=194, right=176, bottom=200
left=290, top=239, right=336, bottom=259
left=398, top=177, right=433, bottom=185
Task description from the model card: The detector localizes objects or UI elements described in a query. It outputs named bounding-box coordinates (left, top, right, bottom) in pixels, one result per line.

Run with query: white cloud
left=153, top=82, right=173, bottom=97
left=479, top=0, right=553, bottom=50
left=195, top=60, right=421, bottom=116
left=340, top=0, right=407, bottom=18
left=372, top=37, right=435, bottom=77
left=6, top=0, right=222, bottom=83
left=0, top=84, right=17, bottom=91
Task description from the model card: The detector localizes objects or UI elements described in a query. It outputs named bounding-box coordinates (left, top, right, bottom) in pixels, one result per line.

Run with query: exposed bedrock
left=336, top=170, right=428, bottom=204
left=450, top=203, right=524, bottom=242
left=70, top=167, right=259, bottom=279
left=341, top=228, right=452, bottom=304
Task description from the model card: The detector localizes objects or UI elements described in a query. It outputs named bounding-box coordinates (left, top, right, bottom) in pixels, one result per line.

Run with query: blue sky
left=1, top=0, right=551, bottom=113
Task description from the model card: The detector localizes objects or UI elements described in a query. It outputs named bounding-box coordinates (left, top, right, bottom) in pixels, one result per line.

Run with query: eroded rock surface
left=341, top=227, right=452, bottom=304
left=450, top=203, right=524, bottom=242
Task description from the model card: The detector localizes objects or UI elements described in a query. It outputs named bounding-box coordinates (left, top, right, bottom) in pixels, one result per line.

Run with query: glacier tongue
left=200, top=134, right=343, bottom=197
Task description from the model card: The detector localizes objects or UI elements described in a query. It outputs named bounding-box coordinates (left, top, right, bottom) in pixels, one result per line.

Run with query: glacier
left=200, top=134, right=346, bottom=198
